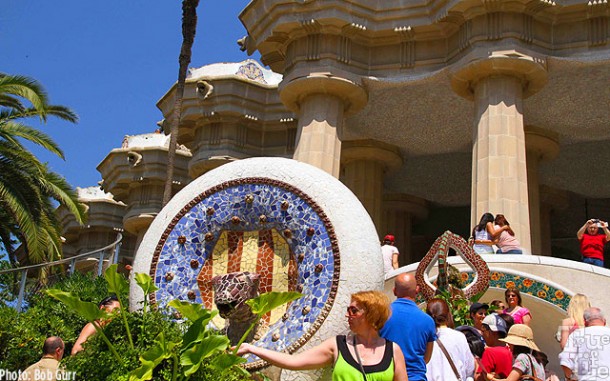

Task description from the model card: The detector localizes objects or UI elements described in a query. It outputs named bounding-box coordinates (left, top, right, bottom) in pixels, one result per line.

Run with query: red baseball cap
left=384, top=234, right=395, bottom=242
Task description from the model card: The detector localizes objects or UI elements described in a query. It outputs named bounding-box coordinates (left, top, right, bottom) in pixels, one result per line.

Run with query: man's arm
left=561, top=365, right=576, bottom=380
left=601, top=221, right=610, bottom=241
left=559, top=331, right=578, bottom=380
left=424, top=341, right=434, bottom=364
left=392, top=252, right=399, bottom=270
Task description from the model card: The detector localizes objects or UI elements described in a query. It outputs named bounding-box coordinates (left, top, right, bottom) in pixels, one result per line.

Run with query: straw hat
left=499, top=324, right=540, bottom=351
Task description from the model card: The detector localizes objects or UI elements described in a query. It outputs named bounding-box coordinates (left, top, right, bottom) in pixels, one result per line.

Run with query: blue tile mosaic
left=150, top=179, right=340, bottom=368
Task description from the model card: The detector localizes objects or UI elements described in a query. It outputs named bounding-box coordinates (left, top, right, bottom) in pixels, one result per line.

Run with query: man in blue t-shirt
left=380, top=273, right=436, bottom=381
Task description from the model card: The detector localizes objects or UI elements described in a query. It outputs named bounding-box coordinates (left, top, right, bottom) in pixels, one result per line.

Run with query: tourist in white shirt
left=381, top=234, right=400, bottom=275
left=425, top=298, right=475, bottom=381
left=559, top=307, right=610, bottom=380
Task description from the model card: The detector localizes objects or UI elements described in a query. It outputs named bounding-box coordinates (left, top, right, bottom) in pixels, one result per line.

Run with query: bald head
left=42, top=336, right=64, bottom=360
left=394, top=273, right=418, bottom=299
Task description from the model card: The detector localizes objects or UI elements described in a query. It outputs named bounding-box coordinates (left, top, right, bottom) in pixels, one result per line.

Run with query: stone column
left=279, top=75, right=368, bottom=178
left=451, top=51, right=548, bottom=254
left=341, top=140, right=402, bottom=234
left=473, top=75, right=532, bottom=252
left=382, top=194, right=428, bottom=266
left=525, top=126, right=559, bottom=255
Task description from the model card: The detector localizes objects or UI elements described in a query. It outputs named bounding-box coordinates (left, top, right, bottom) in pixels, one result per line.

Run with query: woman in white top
left=471, top=213, right=497, bottom=254
left=426, top=298, right=475, bottom=381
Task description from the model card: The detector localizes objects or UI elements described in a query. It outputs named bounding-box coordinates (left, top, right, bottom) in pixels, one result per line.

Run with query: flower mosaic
left=461, top=271, right=571, bottom=310
left=235, top=62, right=267, bottom=84
left=149, top=178, right=340, bottom=369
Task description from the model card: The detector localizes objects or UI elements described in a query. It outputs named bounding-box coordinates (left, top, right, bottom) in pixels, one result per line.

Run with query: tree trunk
left=163, top=0, right=200, bottom=206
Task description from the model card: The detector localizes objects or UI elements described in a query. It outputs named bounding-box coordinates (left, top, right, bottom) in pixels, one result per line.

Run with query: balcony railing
left=0, top=233, right=123, bottom=312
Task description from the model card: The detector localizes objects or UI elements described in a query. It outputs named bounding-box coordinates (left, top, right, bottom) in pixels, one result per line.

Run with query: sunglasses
left=347, top=306, right=363, bottom=316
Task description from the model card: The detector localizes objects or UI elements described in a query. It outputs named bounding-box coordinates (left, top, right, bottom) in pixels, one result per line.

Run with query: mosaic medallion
left=149, top=177, right=340, bottom=369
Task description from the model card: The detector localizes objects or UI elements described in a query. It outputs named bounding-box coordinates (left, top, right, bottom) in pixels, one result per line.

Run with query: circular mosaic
left=149, top=178, right=340, bottom=369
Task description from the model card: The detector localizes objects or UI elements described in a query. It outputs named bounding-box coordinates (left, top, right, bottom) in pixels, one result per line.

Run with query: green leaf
left=104, top=264, right=128, bottom=296
left=129, top=359, right=156, bottom=381
left=135, top=273, right=159, bottom=295
left=181, top=335, right=229, bottom=376
left=167, top=299, right=216, bottom=323
left=209, top=352, right=247, bottom=371
left=182, top=316, right=211, bottom=351
left=46, top=289, right=106, bottom=322
left=129, top=332, right=177, bottom=381
left=246, top=291, right=303, bottom=316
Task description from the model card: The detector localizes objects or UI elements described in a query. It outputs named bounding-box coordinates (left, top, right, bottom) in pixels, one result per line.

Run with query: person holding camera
left=576, top=218, right=610, bottom=267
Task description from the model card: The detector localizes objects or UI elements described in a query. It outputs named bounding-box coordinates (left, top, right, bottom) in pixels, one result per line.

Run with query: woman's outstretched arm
left=236, top=337, right=336, bottom=371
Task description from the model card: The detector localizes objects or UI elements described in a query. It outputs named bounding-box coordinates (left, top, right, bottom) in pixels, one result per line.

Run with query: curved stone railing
left=0, top=233, right=123, bottom=312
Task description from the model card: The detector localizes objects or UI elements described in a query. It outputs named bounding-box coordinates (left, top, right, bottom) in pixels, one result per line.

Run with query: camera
left=593, top=219, right=605, bottom=228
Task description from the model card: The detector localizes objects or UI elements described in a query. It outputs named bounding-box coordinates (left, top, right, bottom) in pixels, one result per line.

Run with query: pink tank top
left=503, top=306, right=531, bottom=324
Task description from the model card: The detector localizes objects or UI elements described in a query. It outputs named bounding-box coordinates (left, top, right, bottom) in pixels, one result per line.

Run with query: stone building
left=62, top=1, right=610, bottom=267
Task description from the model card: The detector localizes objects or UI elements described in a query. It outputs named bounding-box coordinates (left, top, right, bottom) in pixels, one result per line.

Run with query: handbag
left=436, top=338, right=463, bottom=381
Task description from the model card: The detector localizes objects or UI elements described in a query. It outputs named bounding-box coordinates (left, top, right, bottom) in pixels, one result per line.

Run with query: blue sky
left=3, top=1, right=257, bottom=189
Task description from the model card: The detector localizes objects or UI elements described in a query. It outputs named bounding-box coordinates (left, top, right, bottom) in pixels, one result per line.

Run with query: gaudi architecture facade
left=61, top=0, right=609, bottom=267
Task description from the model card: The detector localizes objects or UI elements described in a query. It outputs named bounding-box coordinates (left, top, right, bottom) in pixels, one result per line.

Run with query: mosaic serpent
left=415, top=230, right=490, bottom=301
left=211, top=271, right=268, bottom=345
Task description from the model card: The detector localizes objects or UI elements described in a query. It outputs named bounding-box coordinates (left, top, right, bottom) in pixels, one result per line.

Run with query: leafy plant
left=40, top=265, right=301, bottom=380
left=104, top=264, right=134, bottom=350
left=434, top=289, right=474, bottom=327
left=129, top=291, right=302, bottom=381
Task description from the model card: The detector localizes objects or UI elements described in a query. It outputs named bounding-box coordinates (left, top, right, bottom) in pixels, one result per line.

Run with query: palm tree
left=163, top=0, right=200, bottom=206
left=0, top=74, right=86, bottom=264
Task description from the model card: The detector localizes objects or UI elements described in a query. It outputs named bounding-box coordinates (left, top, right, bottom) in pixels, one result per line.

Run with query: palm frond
left=0, top=94, right=25, bottom=111
left=0, top=73, right=83, bottom=264
left=0, top=121, right=65, bottom=158
left=1, top=105, right=78, bottom=124
left=0, top=75, right=49, bottom=117
left=37, top=169, right=86, bottom=224
left=0, top=181, right=43, bottom=259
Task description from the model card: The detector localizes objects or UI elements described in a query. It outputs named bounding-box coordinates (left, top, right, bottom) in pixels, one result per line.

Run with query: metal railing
left=0, top=233, right=122, bottom=312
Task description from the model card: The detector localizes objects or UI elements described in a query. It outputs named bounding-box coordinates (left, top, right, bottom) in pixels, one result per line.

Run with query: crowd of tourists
left=22, top=276, right=610, bottom=381
left=239, top=275, right=610, bottom=381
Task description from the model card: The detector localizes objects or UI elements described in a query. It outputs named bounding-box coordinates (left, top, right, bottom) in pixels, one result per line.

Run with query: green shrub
left=3, top=265, right=297, bottom=380
left=62, top=310, right=183, bottom=380
left=0, top=272, right=109, bottom=370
